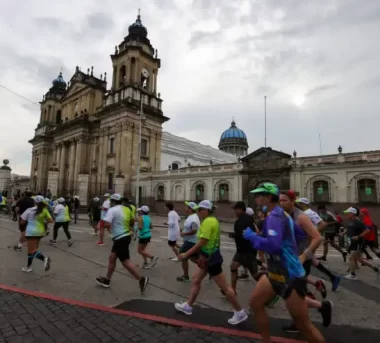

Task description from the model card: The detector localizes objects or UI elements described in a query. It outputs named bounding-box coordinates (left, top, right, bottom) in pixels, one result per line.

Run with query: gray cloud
left=305, top=84, right=337, bottom=97
left=86, top=12, right=114, bottom=30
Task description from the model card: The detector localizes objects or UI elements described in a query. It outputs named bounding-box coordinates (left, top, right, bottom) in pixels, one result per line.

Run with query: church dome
left=128, top=13, right=148, bottom=39
left=218, top=120, right=248, bottom=157
left=52, top=72, right=66, bottom=89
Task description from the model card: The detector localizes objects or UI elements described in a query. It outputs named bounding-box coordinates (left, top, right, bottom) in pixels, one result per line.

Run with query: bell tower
left=110, top=10, right=160, bottom=94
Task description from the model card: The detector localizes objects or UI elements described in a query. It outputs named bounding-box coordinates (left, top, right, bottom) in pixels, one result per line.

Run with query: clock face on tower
left=141, top=68, right=149, bottom=78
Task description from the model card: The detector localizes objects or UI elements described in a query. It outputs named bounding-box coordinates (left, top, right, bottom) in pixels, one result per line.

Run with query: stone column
left=59, top=143, right=66, bottom=195
left=73, top=138, right=82, bottom=193
left=77, top=174, right=89, bottom=206
left=47, top=169, right=59, bottom=197
left=115, top=130, right=122, bottom=174
left=0, top=163, right=11, bottom=192
left=68, top=140, right=76, bottom=194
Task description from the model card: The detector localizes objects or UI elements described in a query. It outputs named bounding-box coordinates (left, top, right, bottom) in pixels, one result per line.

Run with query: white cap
left=246, top=207, right=254, bottom=216
left=344, top=207, right=359, bottom=215
left=110, top=193, right=122, bottom=201
left=74, top=195, right=79, bottom=199
left=138, top=205, right=150, bottom=213
left=93, top=197, right=100, bottom=201
left=104, top=193, right=110, bottom=197
left=197, top=200, right=213, bottom=210
left=34, top=195, right=45, bottom=204
left=57, top=197, right=65, bottom=203
left=185, top=201, right=198, bottom=211
left=295, top=198, right=310, bottom=205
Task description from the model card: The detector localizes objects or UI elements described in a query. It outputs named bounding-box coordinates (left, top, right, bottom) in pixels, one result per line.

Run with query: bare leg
left=213, top=272, right=242, bottom=310
left=187, top=268, right=208, bottom=306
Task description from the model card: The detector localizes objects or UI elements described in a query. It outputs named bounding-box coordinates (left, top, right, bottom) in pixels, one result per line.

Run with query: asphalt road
left=0, top=215, right=379, bottom=342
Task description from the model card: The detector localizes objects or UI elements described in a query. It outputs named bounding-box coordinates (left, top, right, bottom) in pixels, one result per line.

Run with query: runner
left=90, top=197, right=101, bottom=236
left=280, top=191, right=332, bottom=333
left=49, top=197, right=73, bottom=246
left=19, top=195, right=53, bottom=273
left=295, top=198, right=341, bottom=292
left=14, top=191, right=34, bottom=251
left=360, top=208, right=380, bottom=259
left=98, top=193, right=111, bottom=246
left=137, top=205, right=159, bottom=269
left=317, top=204, right=347, bottom=262
left=96, top=194, right=149, bottom=294
left=229, top=202, right=259, bottom=294
left=165, top=202, right=181, bottom=262
left=341, top=207, right=380, bottom=280
left=244, top=183, right=325, bottom=343
left=175, top=200, right=248, bottom=325
left=177, top=201, right=200, bottom=282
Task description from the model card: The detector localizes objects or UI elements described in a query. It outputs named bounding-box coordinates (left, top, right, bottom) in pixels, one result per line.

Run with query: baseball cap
left=34, top=195, right=45, bottom=204
left=343, top=207, right=359, bottom=215
left=246, top=207, right=254, bottom=216
left=233, top=201, right=246, bottom=211
left=110, top=193, right=122, bottom=201
left=295, top=197, right=310, bottom=205
left=281, top=190, right=297, bottom=201
left=250, top=182, right=280, bottom=196
left=185, top=201, right=198, bottom=211
left=137, top=205, right=150, bottom=213
left=93, top=197, right=100, bottom=202
left=57, top=197, right=65, bottom=203
left=104, top=193, right=110, bottom=197
left=197, top=200, right=213, bottom=210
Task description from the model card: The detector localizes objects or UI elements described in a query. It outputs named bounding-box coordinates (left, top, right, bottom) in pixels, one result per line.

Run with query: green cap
left=250, top=182, right=280, bottom=196
left=185, top=201, right=199, bottom=210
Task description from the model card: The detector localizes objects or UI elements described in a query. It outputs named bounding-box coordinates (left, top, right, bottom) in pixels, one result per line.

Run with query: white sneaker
left=44, top=257, right=51, bottom=272
left=22, top=267, right=32, bottom=273
left=171, top=257, right=179, bottom=262
left=344, top=273, right=358, bottom=280
left=228, top=309, right=248, bottom=325
left=174, top=302, right=193, bottom=315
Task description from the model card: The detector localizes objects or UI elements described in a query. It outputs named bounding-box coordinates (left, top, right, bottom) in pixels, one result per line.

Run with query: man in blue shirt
left=244, top=183, right=324, bottom=343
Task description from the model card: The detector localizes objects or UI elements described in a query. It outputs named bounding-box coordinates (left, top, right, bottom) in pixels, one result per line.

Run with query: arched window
left=171, top=163, right=179, bottom=170
left=357, top=179, right=377, bottom=203
left=219, top=183, right=229, bottom=202
left=195, top=184, right=205, bottom=201
left=313, top=180, right=329, bottom=203
left=119, top=65, right=126, bottom=87
left=157, top=185, right=164, bottom=201
left=56, top=110, right=62, bottom=125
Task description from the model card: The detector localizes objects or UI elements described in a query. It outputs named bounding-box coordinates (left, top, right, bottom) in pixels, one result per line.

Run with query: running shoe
left=282, top=323, right=299, bottom=333
left=139, top=276, right=149, bottom=294
left=331, top=276, right=341, bottom=291
left=344, top=273, right=358, bottom=280
left=237, top=273, right=249, bottom=281
left=174, top=302, right=193, bottom=315
left=150, top=256, right=159, bottom=268
left=176, top=275, right=191, bottom=282
left=13, top=245, right=22, bottom=252
left=96, top=277, right=110, bottom=288
left=227, top=310, right=248, bottom=325
left=142, top=263, right=150, bottom=269
left=49, top=240, right=57, bottom=245
left=317, top=256, right=327, bottom=263
left=44, top=257, right=51, bottom=272
left=316, top=280, right=327, bottom=298
left=170, top=257, right=179, bottom=262
left=22, top=267, right=32, bottom=273
left=319, top=300, right=333, bottom=327
left=97, top=241, right=105, bottom=246
left=68, top=240, right=74, bottom=247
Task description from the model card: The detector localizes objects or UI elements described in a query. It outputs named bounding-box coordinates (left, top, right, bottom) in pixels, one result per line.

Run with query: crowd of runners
left=5, top=183, right=380, bottom=343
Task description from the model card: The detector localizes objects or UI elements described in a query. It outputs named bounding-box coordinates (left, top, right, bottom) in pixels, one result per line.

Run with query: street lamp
left=135, top=76, right=148, bottom=209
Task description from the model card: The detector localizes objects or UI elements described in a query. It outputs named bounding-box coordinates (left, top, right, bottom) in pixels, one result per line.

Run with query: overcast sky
left=1, top=0, right=379, bottom=175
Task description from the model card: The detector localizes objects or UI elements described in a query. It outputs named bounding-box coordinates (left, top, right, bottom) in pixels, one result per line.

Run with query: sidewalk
left=0, top=286, right=261, bottom=343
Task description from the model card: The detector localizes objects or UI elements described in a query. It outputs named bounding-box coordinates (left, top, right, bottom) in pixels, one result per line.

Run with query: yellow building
left=29, top=13, right=168, bottom=205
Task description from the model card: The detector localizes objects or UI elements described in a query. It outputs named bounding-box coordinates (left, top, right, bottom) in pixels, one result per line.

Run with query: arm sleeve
left=21, top=209, right=29, bottom=221
left=103, top=209, right=113, bottom=223
left=244, top=216, right=284, bottom=254
left=44, top=209, right=52, bottom=220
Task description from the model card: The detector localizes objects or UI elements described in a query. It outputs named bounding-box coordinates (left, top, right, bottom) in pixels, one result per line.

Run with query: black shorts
left=362, top=240, right=376, bottom=249
left=179, top=241, right=198, bottom=259
left=139, top=237, right=151, bottom=245
left=168, top=240, right=177, bottom=247
left=199, top=251, right=224, bottom=277
left=232, top=252, right=258, bottom=276
left=111, top=235, right=131, bottom=262
left=26, top=236, right=43, bottom=240
left=54, top=222, right=69, bottom=230
left=324, top=233, right=336, bottom=241
left=267, top=273, right=307, bottom=300
left=303, top=260, right=312, bottom=276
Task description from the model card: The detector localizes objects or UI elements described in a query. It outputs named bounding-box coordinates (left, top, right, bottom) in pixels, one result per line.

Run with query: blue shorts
left=180, top=241, right=198, bottom=259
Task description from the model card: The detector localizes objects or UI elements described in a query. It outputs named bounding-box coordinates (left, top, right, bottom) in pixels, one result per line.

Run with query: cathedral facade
left=29, top=14, right=167, bottom=205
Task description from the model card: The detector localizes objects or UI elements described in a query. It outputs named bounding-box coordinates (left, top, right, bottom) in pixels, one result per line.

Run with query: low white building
left=160, top=131, right=237, bottom=171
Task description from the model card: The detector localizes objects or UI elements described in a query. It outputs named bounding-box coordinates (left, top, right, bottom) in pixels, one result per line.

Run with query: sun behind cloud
left=293, top=94, right=306, bottom=107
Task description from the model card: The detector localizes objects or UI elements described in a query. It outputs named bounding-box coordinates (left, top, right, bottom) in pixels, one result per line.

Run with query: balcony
left=35, top=125, right=53, bottom=137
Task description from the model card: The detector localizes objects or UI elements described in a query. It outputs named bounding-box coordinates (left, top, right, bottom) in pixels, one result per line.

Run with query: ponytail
left=35, top=202, right=46, bottom=216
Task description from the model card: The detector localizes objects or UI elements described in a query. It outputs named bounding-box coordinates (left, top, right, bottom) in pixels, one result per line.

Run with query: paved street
left=0, top=214, right=379, bottom=342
